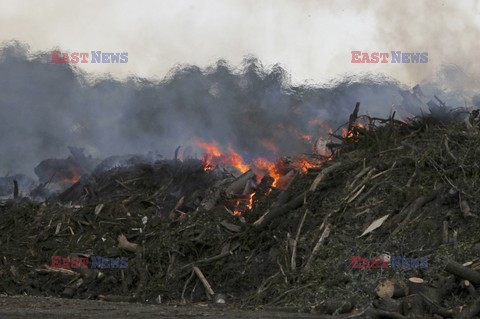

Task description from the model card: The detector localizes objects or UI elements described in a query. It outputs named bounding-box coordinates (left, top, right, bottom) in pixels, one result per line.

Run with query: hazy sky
left=0, top=0, right=479, bottom=85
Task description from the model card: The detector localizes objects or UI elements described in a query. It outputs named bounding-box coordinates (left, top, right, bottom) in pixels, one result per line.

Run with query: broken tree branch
left=193, top=266, right=215, bottom=296
left=304, top=224, right=331, bottom=270
left=291, top=209, right=309, bottom=271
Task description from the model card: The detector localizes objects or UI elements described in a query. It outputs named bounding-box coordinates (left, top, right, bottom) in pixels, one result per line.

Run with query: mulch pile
left=2, top=108, right=480, bottom=318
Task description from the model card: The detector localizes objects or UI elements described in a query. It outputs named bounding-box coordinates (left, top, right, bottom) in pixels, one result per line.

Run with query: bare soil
left=0, top=295, right=319, bottom=319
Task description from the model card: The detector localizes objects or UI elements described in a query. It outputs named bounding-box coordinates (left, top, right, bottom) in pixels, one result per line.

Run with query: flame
left=233, top=192, right=256, bottom=217
left=246, top=192, right=255, bottom=210
left=254, top=158, right=282, bottom=187
left=342, top=127, right=352, bottom=139
left=61, top=171, right=81, bottom=184
left=193, top=111, right=366, bottom=218
left=292, top=157, right=321, bottom=173
left=196, top=138, right=319, bottom=190
left=233, top=197, right=242, bottom=216
left=195, top=139, right=222, bottom=156
left=204, top=165, right=215, bottom=172
left=342, top=122, right=366, bottom=140
left=227, top=145, right=250, bottom=173
left=195, top=136, right=330, bottom=217
left=195, top=139, right=222, bottom=171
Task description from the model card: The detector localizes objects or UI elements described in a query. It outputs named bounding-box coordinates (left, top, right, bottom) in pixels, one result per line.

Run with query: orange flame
left=293, top=157, right=320, bottom=173
left=195, top=139, right=222, bottom=171
left=233, top=192, right=256, bottom=217
left=195, top=139, right=222, bottom=156
left=246, top=192, right=255, bottom=210
left=342, top=121, right=366, bottom=141
left=227, top=145, right=250, bottom=173
left=61, top=171, right=81, bottom=184
left=253, top=157, right=282, bottom=187
left=196, top=138, right=319, bottom=189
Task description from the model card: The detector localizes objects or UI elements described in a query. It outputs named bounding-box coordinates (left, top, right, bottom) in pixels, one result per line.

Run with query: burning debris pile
left=3, top=104, right=480, bottom=318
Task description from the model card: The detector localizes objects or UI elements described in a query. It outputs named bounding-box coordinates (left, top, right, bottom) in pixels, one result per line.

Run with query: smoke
left=0, top=41, right=447, bottom=177
left=373, top=0, right=480, bottom=90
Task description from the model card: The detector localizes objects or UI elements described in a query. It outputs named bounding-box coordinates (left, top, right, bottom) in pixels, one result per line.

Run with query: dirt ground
left=0, top=295, right=320, bottom=319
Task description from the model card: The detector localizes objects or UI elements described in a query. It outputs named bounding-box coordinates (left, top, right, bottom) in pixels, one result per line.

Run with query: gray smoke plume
left=0, top=41, right=463, bottom=177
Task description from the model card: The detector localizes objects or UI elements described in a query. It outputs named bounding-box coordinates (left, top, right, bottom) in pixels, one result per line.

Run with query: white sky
left=0, top=0, right=479, bottom=85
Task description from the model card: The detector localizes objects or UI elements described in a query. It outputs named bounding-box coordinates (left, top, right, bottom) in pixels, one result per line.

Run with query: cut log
left=462, top=280, right=476, bottom=295
left=445, top=260, right=480, bottom=284
left=376, top=279, right=408, bottom=299
left=407, top=277, right=425, bottom=295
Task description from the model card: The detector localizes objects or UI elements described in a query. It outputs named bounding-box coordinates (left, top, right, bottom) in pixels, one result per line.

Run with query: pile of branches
left=2, top=106, right=480, bottom=318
